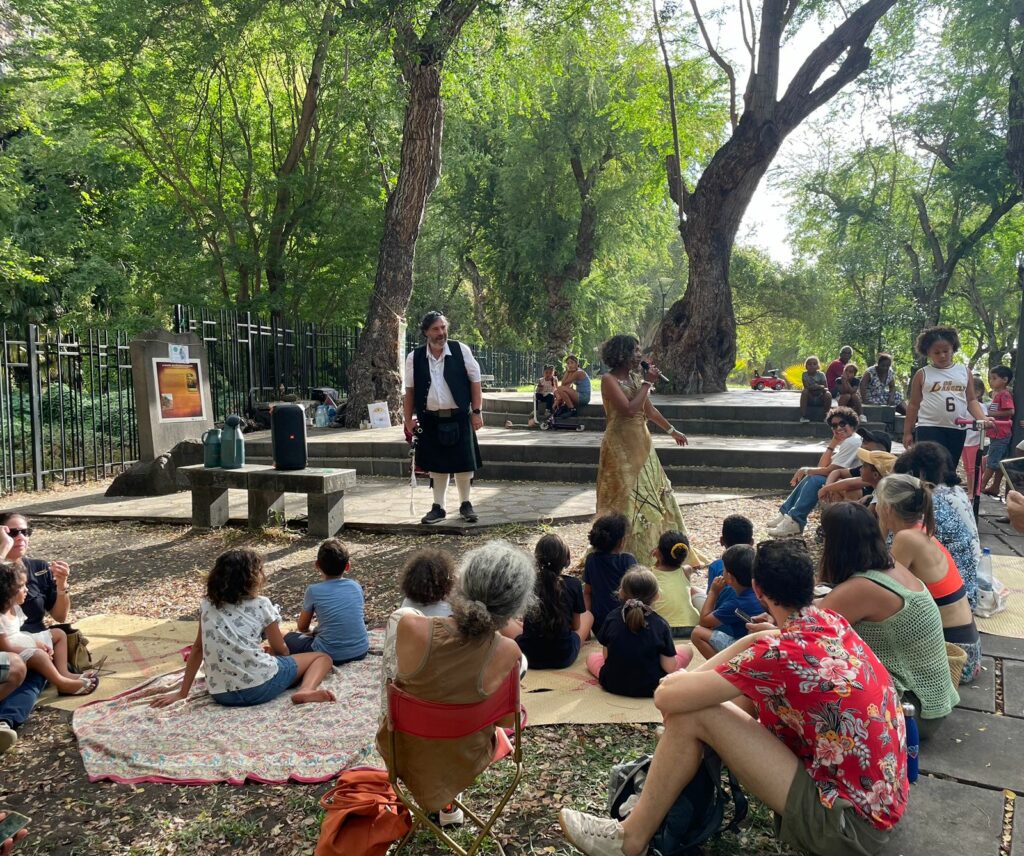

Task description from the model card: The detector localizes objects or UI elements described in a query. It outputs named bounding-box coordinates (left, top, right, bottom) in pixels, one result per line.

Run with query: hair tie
left=623, top=598, right=648, bottom=611
left=670, top=542, right=689, bottom=561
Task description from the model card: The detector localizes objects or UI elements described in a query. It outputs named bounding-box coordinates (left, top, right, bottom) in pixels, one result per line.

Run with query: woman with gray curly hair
left=595, top=335, right=704, bottom=564
left=376, top=540, right=534, bottom=817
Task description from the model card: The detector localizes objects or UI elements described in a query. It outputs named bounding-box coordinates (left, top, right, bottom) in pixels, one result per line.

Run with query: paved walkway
left=17, top=476, right=773, bottom=534
left=886, top=494, right=1023, bottom=854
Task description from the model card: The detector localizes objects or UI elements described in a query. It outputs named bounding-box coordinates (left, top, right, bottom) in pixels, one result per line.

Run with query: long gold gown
left=595, top=372, right=702, bottom=563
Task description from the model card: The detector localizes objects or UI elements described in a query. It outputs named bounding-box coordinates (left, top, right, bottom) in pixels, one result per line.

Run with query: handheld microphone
left=640, top=360, right=671, bottom=384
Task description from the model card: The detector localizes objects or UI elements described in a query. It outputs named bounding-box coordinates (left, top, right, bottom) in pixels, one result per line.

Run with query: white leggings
left=431, top=471, right=473, bottom=508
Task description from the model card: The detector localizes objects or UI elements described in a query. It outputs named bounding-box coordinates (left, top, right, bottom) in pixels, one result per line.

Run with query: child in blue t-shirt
left=691, top=544, right=763, bottom=660
left=693, top=514, right=754, bottom=611
left=285, top=538, right=369, bottom=665
left=582, top=512, right=636, bottom=635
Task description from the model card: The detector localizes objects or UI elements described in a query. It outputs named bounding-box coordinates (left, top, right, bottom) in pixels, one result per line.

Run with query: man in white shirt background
left=403, top=311, right=484, bottom=524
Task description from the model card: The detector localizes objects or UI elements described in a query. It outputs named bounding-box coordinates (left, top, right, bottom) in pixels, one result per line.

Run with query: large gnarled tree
left=653, top=0, right=901, bottom=391
left=345, top=0, right=482, bottom=425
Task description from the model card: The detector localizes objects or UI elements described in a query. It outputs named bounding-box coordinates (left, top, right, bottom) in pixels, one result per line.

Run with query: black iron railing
left=0, top=324, right=137, bottom=492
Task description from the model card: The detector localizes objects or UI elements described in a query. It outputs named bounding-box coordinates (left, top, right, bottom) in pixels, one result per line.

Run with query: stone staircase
left=245, top=391, right=903, bottom=491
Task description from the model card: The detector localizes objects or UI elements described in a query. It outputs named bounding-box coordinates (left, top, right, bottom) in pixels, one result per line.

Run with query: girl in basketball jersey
left=903, top=325, right=990, bottom=467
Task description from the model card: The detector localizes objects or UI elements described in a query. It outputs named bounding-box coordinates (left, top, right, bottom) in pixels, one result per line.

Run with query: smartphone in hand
left=734, top=608, right=754, bottom=625
left=1000, top=457, right=1024, bottom=494
left=0, top=810, right=30, bottom=841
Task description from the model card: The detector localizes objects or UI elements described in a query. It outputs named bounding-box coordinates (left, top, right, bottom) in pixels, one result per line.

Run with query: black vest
left=412, top=340, right=472, bottom=416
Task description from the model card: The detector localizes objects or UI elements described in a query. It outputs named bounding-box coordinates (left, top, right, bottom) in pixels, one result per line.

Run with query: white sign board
left=367, top=401, right=391, bottom=429
left=168, top=343, right=190, bottom=364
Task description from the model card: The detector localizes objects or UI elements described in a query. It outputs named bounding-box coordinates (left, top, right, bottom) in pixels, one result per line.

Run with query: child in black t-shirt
left=516, top=534, right=594, bottom=669
left=586, top=568, right=693, bottom=698
left=583, top=512, right=636, bottom=635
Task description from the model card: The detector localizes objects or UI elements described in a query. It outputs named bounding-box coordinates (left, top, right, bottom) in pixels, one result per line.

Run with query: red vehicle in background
left=750, top=370, right=787, bottom=391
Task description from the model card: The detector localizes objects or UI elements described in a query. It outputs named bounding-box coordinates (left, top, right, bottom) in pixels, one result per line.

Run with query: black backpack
left=607, top=750, right=747, bottom=856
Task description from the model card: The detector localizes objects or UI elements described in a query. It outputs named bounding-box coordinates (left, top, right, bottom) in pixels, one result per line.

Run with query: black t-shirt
left=21, top=558, right=56, bottom=633
left=583, top=551, right=637, bottom=633
left=518, top=576, right=585, bottom=668
left=597, top=608, right=676, bottom=698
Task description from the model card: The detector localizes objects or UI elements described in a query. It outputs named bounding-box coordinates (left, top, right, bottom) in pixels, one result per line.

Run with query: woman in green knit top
left=818, top=502, right=959, bottom=740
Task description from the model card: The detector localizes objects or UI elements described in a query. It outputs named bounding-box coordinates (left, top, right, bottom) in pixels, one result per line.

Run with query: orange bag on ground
left=315, top=768, right=412, bottom=856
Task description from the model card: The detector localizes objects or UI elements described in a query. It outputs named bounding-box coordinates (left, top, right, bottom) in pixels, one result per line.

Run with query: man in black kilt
left=403, top=311, right=484, bottom=524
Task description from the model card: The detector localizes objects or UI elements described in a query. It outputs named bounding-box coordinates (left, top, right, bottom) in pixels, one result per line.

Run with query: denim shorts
left=709, top=629, right=738, bottom=652
left=987, top=437, right=1011, bottom=469
left=211, top=656, right=298, bottom=707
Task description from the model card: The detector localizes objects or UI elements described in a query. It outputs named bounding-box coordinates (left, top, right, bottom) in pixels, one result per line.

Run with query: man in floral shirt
left=560, top=539, right=907, bottom=856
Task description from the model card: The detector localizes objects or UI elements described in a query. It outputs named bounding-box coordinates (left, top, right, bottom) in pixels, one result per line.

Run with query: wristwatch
left=471, top=408, right=481, bottom=415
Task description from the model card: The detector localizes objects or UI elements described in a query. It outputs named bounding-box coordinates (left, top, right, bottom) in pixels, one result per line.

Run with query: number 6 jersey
left=917, top=363, right=970, bottom=428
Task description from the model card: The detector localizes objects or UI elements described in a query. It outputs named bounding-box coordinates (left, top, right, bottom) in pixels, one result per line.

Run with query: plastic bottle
left=978, top=547, right=994, bottom=592
left=201, top=428, right=222, bottom=468
left=220, top=414, right=246, bottom=469
left=902, top=701, right=919, bottom=784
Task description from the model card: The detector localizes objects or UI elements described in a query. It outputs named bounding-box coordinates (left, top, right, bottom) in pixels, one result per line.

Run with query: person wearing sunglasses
left=766, top=408, right=862, bottom=537
left=0, top=512, right=72, bottom=737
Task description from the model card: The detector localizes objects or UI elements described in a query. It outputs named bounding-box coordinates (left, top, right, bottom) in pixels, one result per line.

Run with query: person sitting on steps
left=551, top=355, right=591, bottom=417
left=767, top=406, right=862, bottom=537
left=798, top=356, right=831, bottom=423
left=559, top=538, right=908, bottom=856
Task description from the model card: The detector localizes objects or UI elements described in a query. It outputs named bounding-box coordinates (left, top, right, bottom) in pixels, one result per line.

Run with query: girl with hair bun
left=515, top=534, right=594, bottom=669
left=875, top=474, right=981, bottom=684
left=586, top=567, right=692, bottom=698
left=651, top=530, right=699, bottom=637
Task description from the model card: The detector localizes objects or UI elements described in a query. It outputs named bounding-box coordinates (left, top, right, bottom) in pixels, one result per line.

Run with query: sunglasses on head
left=5, top=527, right=32, bottom=537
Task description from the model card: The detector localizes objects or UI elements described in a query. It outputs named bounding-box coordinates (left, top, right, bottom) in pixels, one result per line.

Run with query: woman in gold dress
left=595, top=335, right=699, bottom=562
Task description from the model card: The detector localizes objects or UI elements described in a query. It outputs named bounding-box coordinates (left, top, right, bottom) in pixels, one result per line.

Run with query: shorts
left=986, top=437, right=1011, bottom=470
left=709, top=629, right=737, bottom=652
left=211, top=656, right=298, bottom=707
left=284, top=631, right=368, bottom=666
left=775, top=769, right=891, bottom=856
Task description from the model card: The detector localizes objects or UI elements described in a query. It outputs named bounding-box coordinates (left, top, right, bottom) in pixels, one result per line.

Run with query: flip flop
left=63, top=673, right=99, bottom=696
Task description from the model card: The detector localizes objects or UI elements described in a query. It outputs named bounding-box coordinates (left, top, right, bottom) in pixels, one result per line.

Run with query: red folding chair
left=385, top=669, right=525, bottom=856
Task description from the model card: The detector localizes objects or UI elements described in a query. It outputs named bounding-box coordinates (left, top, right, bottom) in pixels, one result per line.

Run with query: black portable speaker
left=271, top=402, right=308, bottom=470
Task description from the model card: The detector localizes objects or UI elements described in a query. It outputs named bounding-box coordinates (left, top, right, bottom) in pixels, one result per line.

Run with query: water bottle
left=902, top=701, right=919, bottom=784
left=978, top=547, right=994, bottom=592
left=219, top=414, right=246, bottom=469
left=201, top=428, right=222, bottom=468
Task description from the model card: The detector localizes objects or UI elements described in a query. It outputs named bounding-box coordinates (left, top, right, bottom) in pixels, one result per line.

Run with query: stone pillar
left=130, top=330, right=215, bottom=461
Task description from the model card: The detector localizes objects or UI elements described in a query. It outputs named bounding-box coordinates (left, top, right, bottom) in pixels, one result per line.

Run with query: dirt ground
left=0, top=486, right=792, bottom=855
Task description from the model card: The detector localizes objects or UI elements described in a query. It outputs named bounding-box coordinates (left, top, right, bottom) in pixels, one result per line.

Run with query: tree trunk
left=656, top=116, right=780, bottom=391
left=460, top=254, right=490, bottom=342
left=345, top=64, right=444, bottom=425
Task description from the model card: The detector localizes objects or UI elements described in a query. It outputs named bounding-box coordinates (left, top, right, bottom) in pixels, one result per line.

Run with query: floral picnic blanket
left=72, top=651, right=382, bottom=785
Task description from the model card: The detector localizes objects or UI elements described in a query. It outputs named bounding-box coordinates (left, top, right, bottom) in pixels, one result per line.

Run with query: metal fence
left=0, top=324, right=138, bottom=493
left=175, top=305, right=541, bottom=421
left=0, top=308, right=540, bottom=493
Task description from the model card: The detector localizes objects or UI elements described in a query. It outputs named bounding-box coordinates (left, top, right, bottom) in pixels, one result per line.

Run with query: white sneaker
left=799, top=417, right=810, bottom=423
left=440, top=800, right=465, bottom=827
left=766, top=512, right=786, bottom=528
left=767, top=515, right=802, bottom=537
left=559, top=808, right=634, bottom=856
left=0, top=722, right=17, bottom=754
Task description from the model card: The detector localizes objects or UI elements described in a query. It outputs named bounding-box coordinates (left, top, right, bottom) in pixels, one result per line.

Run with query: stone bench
left=180, top=464, right=357, bottom=537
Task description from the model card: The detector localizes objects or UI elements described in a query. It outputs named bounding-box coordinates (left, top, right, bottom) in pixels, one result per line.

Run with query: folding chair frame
left=386, top=673, right=524, bottom=856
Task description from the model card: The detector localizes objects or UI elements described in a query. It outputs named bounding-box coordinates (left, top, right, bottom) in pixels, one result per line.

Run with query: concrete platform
left=919, top=707, right=1024, bottom=791
left=888, top=775, right=1004, bottom=855
left=19, top=477, right=774, bottom=535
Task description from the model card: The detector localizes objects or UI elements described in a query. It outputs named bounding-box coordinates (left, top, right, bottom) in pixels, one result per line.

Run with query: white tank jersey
left=917, top=363, right=970, bottom=428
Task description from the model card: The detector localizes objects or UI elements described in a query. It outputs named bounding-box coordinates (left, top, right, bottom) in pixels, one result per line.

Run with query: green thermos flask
left=220, top=415, right=245, bottom=469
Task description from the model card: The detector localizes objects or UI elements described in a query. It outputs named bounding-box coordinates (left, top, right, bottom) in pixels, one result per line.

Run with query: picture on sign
left=153, top=359, right=206, bottom=421
left=367, top=401, right=391, bottom=429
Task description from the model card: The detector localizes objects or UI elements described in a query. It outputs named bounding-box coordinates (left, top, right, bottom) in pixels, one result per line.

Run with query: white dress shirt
left=404, top=342, right=482, bottom=411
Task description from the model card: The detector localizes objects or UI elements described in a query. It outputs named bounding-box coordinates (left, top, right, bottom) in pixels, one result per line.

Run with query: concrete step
left=248, top=454, right=795, bottom=489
